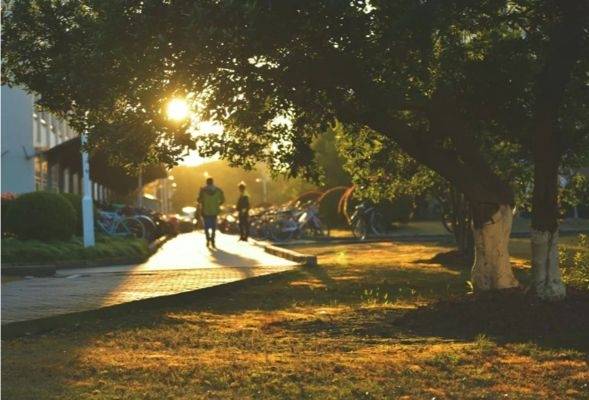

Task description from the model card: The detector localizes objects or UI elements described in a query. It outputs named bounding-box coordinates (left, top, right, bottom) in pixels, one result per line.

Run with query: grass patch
left=1, top=235, right=150, bottom=264
left=509, top=234, right=589, bottom=290
left=332, top=218, right=589, bottom=239
left=2, top=242, right=588, bottom=399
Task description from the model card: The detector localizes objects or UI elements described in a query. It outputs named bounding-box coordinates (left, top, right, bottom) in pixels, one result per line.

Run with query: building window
left=34, top=158, right=47, bottom=191
left=50, top=164, right=60, bottom=192
left=33, top=113, right=41, bottom=145
left=72, top=173, right=80, bottom=195
left=63, top=168, right=70, bottom=193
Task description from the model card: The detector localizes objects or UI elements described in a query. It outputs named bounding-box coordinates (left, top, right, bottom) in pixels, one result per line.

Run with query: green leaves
left=3, top=0, right=587, bottom=183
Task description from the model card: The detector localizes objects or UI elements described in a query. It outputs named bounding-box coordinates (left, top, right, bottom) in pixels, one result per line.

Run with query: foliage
left=1, top=235, right=149, bottom=264
left=311, top=128, right=351, bottom=188
left=3, top=1, right=587, bottom=201
left=5, top=192, right=77, bottom=241
left=560, top=173, right=589, bottom=216
left=1, top=192, right=18, bottom=236
left=60, top=192, right=83, bottom=234
left=336, top=124, right=438, bottom=203
left=560, top=234, right=589, bottom=290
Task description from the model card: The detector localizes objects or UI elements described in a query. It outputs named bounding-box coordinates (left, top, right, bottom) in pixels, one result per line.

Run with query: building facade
left=1, top=85, right=104, bottom=198
left=1, top=86, right=173, bottom=211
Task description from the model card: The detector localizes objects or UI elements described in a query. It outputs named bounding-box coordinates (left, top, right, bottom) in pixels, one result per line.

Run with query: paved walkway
left=1, top=232, right=296, bottom=324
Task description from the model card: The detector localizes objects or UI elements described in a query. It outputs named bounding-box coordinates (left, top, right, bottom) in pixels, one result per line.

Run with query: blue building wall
left=1, top=86, right=36, bottom=194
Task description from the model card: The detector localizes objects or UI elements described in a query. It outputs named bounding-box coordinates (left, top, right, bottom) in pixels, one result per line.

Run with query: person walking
left=197, top=177, right=225, bottom=248
left=236, top=182, right=250, bottom=241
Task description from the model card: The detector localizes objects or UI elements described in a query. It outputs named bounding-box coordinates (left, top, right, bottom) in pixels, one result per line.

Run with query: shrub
left=1, top=235, right=149, bottom=263
left=386, top=196, right=415, bottom=224
left=1, top=192, right=17, bottom=236
left=60, top=192, right=83, bottom=234
left=560, top=234, right=589, bottom=290
left=5, top=191, right=77, bottom=241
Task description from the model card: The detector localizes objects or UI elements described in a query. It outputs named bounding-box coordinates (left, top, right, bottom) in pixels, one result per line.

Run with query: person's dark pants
left=203, top=215, right=217, bottom=246
left=239, top=213, right=249, bottom=240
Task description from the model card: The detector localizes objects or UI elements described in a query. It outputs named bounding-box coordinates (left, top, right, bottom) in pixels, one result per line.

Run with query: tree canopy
left=4, top=1, right=586, bottom=182
left=3, top=0, right=588, bottom=293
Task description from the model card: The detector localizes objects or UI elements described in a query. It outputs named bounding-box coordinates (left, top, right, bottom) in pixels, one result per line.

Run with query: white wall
left=1, top=86, right=36, bottom=194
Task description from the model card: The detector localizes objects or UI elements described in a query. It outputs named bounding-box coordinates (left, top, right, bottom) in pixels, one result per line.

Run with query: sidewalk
left=1, top=232, right=297, bottom=324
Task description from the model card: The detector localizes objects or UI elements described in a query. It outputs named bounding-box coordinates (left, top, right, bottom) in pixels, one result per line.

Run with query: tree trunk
left=471, top=204, right=519, bottom=290
left=531, top=229, right=565, bottom=300
left=530, top=129, right=566, bottom=300
left=527, top=2, right=584, bottom=301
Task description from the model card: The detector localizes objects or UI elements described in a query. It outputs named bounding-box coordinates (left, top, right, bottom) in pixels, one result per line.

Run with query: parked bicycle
left=96, top=210, right=146, bottom=239
left=269, top=203, right=329, bottom=242
left=350, top=203, right=386, bottom=239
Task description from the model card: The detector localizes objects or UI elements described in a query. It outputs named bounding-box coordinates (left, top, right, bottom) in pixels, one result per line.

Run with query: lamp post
left=137, top=166, right=143, bottom=207
left=255, top=177, right=268, bottom=204
left=81, top=132, right=95, bottom=247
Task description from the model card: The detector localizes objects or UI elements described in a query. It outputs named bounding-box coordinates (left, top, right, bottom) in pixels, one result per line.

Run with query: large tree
left=527, top=1, right=588, bottom=300
left=3, top=0, right=588, bottom=295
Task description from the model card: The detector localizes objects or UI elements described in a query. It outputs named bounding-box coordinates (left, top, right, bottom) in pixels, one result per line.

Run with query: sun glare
left=166, top=98, right=190, bottom=121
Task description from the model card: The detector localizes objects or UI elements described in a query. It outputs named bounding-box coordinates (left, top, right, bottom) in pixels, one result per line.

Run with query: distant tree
left=312, top=128, right=351, bottom=188
left=336, top=124, right=532, bottom=257
left=3, top=1, right=588, bottom=297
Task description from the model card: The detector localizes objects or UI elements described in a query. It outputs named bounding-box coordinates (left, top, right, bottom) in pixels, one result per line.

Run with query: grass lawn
left=331, top=218, right=589, bottom=238
left=1, top=235, right=150, bottom=264
left=509, top=235, right=587, bottom=260
left=2, top=242, right=588, bottom=399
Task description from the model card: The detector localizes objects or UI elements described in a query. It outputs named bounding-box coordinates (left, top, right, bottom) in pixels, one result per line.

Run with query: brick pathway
left=1, top=232, right=296, bottom=324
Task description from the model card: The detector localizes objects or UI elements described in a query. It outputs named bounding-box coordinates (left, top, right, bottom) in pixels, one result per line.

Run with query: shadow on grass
left=412, top=249, right=470, bottom=271
left=8, top=247, right=587, bottom=355
left=394, top=287, right=589, bottom=352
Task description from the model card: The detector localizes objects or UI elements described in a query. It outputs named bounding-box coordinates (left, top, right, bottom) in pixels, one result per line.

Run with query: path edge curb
left=249, top=238, right=317, bottom=267
left=1, top=266, right=298, bottom=339
left=264, top=244, right=317, bottom=266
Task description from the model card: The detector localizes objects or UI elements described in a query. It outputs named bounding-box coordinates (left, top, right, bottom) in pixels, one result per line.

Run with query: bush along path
left=1, top=235, right=151, bottom=268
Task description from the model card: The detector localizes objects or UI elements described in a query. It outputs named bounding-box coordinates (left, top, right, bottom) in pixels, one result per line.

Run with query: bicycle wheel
left=270, top=219, right=295, bottom=242
left=301, top=219, right=330, bottom=239
left=351, top=218, right=367, bottom=239
left=136, top=215, right=157, bottom=240
left=370, top=211, right=387, bottom=236
left=318, top=220, right=330, bottom=238
left=116, top=217, right=146, bottom=239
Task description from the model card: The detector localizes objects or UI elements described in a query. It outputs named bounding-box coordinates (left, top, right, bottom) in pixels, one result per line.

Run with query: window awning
left=43, top=137, right=167, bottom=194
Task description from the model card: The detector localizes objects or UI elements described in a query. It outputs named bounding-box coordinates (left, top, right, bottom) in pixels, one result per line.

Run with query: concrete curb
left=264, top=244, right=318, bottom=266
left=249, top=238, right=318, bottom=266
left=1, top=267, right=298, bottom=339
left=1, top=235, right=173, bottom=277
left=148, top=234, right=172, bottom=253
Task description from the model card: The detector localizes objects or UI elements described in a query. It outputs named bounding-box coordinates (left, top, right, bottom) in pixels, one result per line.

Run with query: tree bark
left=531, top=229, right=565, bottom=300
left=471, top=204, right=519, bottom=290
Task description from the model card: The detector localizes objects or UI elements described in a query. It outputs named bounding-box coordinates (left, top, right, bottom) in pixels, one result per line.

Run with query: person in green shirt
left=197, top=177, right=225, bottom=248
left=236, top=182, right=250, bottom=241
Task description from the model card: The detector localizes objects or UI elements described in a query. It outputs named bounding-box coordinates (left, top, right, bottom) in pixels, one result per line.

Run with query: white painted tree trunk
left=531, top=229, right=566, bottom=301
left=471, top=204, right=519, bottom=291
